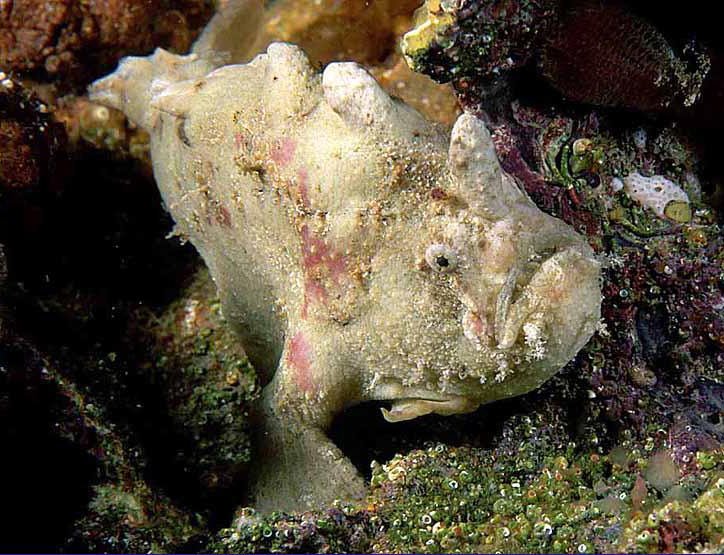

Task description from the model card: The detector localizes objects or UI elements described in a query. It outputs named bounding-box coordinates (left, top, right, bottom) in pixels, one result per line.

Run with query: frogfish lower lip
left=381, top=396, right=479, bottom=423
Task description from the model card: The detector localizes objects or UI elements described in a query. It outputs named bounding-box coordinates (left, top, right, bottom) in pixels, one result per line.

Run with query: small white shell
left=424, top=244, right=458, bottom=272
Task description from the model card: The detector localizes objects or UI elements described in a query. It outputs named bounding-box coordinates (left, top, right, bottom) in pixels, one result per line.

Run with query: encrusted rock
left=0, top=0, right=212, bottom=84
left=0, top=71, right=63, bottom=192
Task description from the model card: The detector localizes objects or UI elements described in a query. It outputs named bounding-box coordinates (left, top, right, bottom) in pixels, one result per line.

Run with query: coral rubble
left=403, top=0, right=560, bottom=92
left=0, top=0, right=213, bottom=86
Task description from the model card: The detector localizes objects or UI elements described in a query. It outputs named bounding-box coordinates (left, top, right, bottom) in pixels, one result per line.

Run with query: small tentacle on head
left=322, top=61, right=432, bottom=140
left=449, top=113, right=526, bottom=220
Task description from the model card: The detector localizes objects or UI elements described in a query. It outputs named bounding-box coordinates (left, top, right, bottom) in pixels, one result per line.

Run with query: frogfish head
left=371, top=114, right=601, bottom=423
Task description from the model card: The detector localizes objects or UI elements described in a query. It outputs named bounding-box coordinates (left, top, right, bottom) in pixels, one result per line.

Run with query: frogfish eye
left=425, top=244, right=458, bottom=273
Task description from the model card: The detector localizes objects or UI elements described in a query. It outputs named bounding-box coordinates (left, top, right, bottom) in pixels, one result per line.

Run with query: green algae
left=368, top=443, right=621, bottom=553
left=211, top=506, right=374, bottom=554
left=139, top=268, right=259, bottom=492
left=71, top=481, right=204, bottom=553
left=210, top=395, right=724, bottom=554
left=618, top=473, right=724, bottom=553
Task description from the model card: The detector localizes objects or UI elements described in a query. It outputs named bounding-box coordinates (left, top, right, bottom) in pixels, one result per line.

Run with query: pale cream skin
left=90, top=20, right=601, bottom=512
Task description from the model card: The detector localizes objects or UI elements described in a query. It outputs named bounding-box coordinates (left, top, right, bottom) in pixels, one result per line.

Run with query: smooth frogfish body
left=90, top=5, right=601, bottom=512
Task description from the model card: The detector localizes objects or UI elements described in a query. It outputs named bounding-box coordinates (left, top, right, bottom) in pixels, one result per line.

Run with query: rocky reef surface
left=0, top=0, right=722, bottom=553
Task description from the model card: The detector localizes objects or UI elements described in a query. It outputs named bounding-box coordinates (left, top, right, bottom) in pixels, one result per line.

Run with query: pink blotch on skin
left=270, top=137, right=296, bottom=167
left=204, top=198, right=233, bottom=228
left=469, top=312, right=486, bottom=337
left=286, top=331, right=314, bottom=393
left=234, top=132, right=254, bottom=153
left=463, top=309, right=491, bottom=345
left=298, top=225, right=349, bottom=319
left=297, top=168, right=311, bottom=208
left=300, top=225, right=347, bottom=281
left=216, top=204, right=232, bottom=228
left=301, top=279, right=327, bottom=319
left=430, top=187, right=448, bottom=200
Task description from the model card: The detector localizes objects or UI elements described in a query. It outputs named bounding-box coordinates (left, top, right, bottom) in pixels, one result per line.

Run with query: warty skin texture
left=90, top=36, right=601, bottom=512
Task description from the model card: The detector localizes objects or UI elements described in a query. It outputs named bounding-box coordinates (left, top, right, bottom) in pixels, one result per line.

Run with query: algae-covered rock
left=402, top=1, right=715, bottom=120
left=69, top=481, right=204, bottom=553
left=133, top=268, right=258, bottom=494
left=0, top=328, right=206, bottom=553
left=211, top=406, right=724, bottom=554
left=618, top=470, right=724, bottom=553
left=402, top=0, right=560, bottom=92
left=212, top=507, right=375, bottom=554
